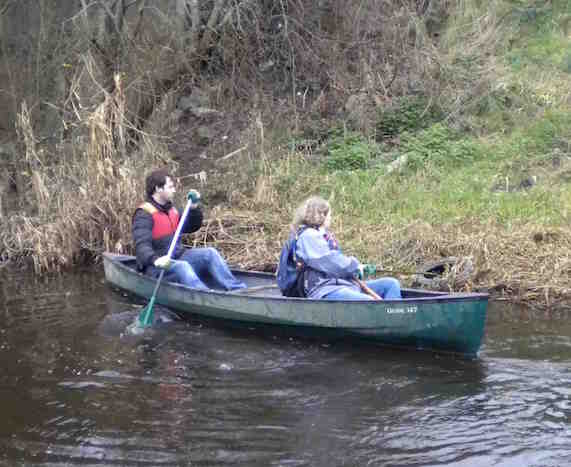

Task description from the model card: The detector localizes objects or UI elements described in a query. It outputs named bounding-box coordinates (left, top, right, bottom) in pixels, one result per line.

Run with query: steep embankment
left=201, top=2, right=571, bottom=309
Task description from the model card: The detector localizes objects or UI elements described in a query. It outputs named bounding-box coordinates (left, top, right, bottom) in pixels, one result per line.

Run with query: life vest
left=277, top=226, right=309, bottom=297
left=139, top=202, right=180, bottom=240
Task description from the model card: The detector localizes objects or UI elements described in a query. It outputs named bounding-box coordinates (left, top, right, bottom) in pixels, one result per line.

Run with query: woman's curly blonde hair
left=292, top=196, right=330, bottom=229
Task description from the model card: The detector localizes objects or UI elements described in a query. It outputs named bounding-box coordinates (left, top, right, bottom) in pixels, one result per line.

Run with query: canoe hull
left=103, top=253, right=488, bottom=357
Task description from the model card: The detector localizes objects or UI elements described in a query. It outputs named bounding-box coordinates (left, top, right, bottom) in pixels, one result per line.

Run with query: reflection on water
left=0, top=267, right=570, bottom=466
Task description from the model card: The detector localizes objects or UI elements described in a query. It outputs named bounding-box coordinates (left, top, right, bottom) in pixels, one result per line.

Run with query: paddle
left=353, top=278, right=382, bottom=300
left=137, top=195, right=195, bottom=327
left=366, top=266, right=441, bottom=278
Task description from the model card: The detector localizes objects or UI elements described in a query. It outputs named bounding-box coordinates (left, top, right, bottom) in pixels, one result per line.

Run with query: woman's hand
left=363, top=264, right=377, bottom=277
left=356, top=263, right=377, bottom=279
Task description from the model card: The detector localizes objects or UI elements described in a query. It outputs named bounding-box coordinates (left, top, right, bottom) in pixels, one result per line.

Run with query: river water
left=0, top=267, right=570, bottom=467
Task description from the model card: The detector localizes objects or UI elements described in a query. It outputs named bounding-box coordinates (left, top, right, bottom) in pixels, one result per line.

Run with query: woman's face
left=323, top=209, right=332, bottom=228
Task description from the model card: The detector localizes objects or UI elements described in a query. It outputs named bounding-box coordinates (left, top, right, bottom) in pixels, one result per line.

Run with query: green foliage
left=399, top=124, right=482, bottom=172
left=249, top=1, right=571, bottom=229
left=261, top=109, right=571, bottom=231
left=324, top=130, right=379, bottom=171
left=563, top=52, right=571, bottom=74
left=475, top=84, right=522, bottom=114
left=376, top=97, right=444, bottom=139
left=494, top=110, right=571, bottom=162
left=514, top=1, right=570, bottom=30
left=469, top=81, right=561, bottom=133
left=507, top=0, right=571, bottom=72
left=508, top=35, right=570, bottom=71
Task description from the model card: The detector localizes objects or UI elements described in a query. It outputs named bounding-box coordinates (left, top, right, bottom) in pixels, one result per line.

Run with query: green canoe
left=103, top=253, right=489, bottom=357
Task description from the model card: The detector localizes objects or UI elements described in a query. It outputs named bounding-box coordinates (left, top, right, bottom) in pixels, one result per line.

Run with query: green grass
left=267, top=109, right=571, bottom=228
left=505, top=1, right=571, bottom=103
left=256, top=1, right=571, bottom=233
left=508, top=33, right=571, bottom=76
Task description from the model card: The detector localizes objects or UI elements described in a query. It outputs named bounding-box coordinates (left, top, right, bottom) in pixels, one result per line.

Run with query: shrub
left=400, top=124, right=482, bottom=172
left=376, top=97, right=444, bottom=139
left=324, top=130, right=379, bottom=171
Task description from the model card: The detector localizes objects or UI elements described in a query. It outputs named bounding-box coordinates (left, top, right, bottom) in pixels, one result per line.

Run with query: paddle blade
left=138, top=296, right=156, bottom=327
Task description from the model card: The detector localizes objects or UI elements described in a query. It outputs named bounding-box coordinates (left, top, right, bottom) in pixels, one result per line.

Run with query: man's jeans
left=147, top=248, right=246, bottom=291
left=324, top=277, right=401, bottom=300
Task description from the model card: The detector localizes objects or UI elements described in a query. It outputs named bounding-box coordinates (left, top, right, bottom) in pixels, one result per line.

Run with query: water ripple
left=2, top=270, right=571, bottom=466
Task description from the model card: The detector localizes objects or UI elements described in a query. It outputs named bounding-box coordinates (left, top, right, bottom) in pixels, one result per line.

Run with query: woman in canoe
left=293, top=196, right=401, bottom=300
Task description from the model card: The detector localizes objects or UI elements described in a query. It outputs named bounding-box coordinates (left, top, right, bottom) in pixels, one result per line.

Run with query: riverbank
left=182, top=143, right=571, bottom=311
left=0, top=1, right=570, bottom=311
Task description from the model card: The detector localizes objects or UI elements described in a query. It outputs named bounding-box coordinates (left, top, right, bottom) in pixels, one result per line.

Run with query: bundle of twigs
left=184, top=208, right=287, bottom=272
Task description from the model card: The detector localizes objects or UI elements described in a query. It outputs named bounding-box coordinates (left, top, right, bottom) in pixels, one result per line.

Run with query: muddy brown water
left=0, top=267, right=570, bottom=466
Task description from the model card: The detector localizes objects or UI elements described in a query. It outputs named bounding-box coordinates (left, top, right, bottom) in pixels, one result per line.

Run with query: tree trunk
left=96, top=0, right=126, bottom=92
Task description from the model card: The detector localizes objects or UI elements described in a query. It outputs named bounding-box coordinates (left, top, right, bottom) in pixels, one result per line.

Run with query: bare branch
left=99, top=0, right=117, bottom=28
left=201, top=0, right=227, bottom=51
left=114, top=0, right=126, bottom=34
left=0, top=0, right=17, bottom=17
left=187, top=0, right=200, bottom=50
left=174, top=0, right=187, bottom=34
left=124, top=0, right=143, bottom=9
left=219, top=0, right=256, bottom=29
left=131, top=0, right=146, bottom=39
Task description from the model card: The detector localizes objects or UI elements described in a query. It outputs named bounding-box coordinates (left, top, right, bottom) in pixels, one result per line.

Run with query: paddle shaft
left=353, top=278, right=382, bottom=300
left=139, top=198, right=195, bottom=326
left=373, top=267, right=440, bottom=277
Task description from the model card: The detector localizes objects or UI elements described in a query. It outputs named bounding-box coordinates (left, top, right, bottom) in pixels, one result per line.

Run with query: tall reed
left=3, top=72, right=172, bottom=272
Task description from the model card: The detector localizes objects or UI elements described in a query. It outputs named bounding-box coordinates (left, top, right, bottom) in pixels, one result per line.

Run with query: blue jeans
left=324, top=277, right=401, bottom=300
left=147, top=248, right=246, bottom=291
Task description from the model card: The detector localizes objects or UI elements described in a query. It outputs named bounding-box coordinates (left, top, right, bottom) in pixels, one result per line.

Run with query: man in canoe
left=290, top=196, right=401, bottom=300
left=132, top=168, right=246, bottom=291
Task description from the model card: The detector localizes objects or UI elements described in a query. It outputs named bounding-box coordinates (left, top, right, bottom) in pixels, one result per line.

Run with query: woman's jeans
left=146, top=248, right=246, bottom=291
left=324, top=277, right=401, bottom=300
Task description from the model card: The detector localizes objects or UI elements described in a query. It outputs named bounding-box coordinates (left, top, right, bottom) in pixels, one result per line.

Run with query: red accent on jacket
left=139, top=202, right=180, bottom=239
left=151, top=208, right=179, bottom=239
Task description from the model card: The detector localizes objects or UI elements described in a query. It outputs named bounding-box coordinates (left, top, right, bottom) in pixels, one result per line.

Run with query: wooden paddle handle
left=353, top=278, right=382, bottom=300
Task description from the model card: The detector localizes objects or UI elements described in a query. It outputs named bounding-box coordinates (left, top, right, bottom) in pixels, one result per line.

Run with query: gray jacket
left=295, top=227, right=360, bottom=299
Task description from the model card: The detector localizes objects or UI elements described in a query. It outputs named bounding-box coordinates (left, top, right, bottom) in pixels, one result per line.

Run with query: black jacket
left=132, top=197, right=203, bottom=271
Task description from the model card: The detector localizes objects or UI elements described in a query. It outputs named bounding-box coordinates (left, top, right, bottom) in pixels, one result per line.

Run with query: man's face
left=157, top=176, right=176, bottom=203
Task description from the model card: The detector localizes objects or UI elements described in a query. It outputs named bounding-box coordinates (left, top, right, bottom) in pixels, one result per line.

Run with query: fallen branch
left=178, top=170, right=207, bottom=184
left=216, top=145, right=247, bottom=163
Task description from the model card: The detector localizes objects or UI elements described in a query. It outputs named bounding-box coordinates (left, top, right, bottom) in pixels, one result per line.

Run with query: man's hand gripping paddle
left=131, top=192, right=197, bottom=332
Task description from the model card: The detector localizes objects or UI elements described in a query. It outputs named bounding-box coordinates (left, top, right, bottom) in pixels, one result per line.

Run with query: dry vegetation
left=0, top=0, right=455, bottom=266
left=186, top=168, right=571, bottom=311
left=0, top=0, right=570, bottom=310
left=1, top=71, right=170, bottom=272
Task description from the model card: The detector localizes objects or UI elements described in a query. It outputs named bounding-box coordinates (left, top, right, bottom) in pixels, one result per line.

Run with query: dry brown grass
left=185, top=207, right=285, bottom=272
left=1, top=73, right=170, bottom=273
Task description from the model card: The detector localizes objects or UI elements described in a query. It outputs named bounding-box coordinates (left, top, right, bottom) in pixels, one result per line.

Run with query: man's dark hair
left=145, top=168, right=170, bottom=198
